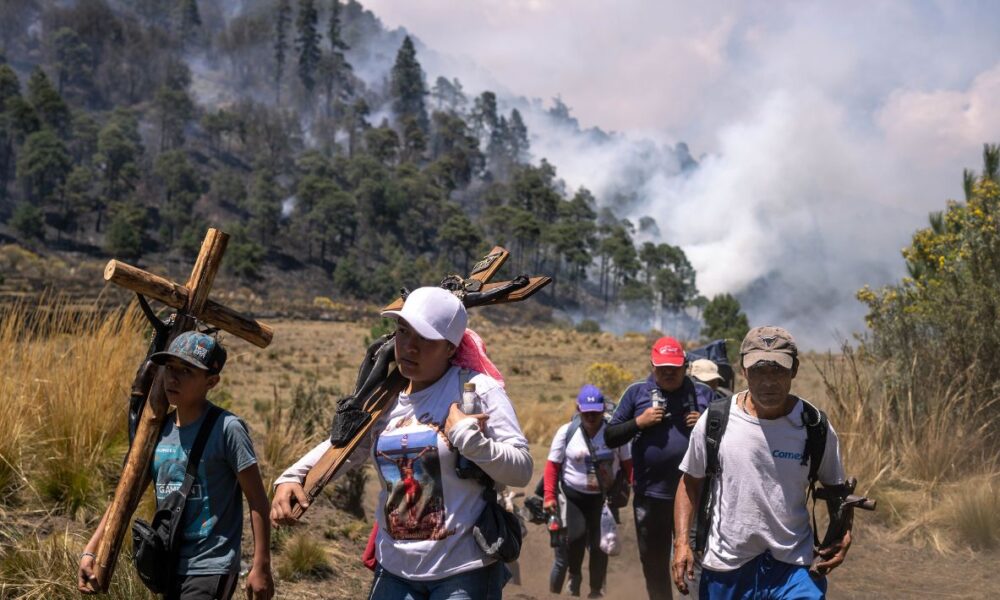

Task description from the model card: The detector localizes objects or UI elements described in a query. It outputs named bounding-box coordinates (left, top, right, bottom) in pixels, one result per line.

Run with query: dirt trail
left=506, top=489, right=996, bottom=600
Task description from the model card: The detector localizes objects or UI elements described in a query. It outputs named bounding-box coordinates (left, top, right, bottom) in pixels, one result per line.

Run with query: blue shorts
left=367, top=561, right=509, bottom=600
left=700, top=551, right=827, bottom=600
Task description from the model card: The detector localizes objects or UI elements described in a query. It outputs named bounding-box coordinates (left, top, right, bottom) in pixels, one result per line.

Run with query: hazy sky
left=363, top=1, right=1000, bottom=345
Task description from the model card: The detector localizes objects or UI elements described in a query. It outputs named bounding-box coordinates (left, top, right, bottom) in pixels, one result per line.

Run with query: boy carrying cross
left=78, top=332, right=275, bottom=600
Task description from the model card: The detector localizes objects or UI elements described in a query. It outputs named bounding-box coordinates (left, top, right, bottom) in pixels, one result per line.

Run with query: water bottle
left=548, top=513, right=565, bottom=547
left=651, top=388, right=665, bottom=410
left=461, top=382, right=480, bottom=414
left=455, top=382, right=488, bottom=482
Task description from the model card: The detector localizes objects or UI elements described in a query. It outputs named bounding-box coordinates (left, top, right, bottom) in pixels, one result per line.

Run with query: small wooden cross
left=88, top=228, right=273, bottom=592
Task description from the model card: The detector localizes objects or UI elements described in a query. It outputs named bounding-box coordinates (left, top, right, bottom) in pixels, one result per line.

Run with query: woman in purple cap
left=543, top=384, right=633, bottom=598
left=271, top=287, right=532, bottom=599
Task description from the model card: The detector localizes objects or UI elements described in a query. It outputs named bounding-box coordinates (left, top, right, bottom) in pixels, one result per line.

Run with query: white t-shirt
left=275, top=366, right=532, bottom=581
left=548, top=421, right=631, bottom=495
left=680, top=394, right=845, bottom=572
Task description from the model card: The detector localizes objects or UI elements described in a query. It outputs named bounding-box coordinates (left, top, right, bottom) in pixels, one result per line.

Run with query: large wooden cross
left=289, top=245, right=549, bottom=520
left=87, top=228, right=273, bottom=592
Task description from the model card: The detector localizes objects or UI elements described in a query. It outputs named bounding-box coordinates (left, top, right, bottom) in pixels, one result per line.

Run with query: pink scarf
left=451, top=328, right=505, bottom=387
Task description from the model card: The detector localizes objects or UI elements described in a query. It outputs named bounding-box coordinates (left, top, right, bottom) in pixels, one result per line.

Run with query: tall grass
left=0, top=529, right=155, bottom=600
left=815, top=345, right=1000, bottom=550
left=0, top=298, right=145, bottom=517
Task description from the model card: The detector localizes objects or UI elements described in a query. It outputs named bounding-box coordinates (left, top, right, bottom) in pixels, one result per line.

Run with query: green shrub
left=10, top=203, right=45, bottom=240
left=858, top=146, right=1000, bottom=416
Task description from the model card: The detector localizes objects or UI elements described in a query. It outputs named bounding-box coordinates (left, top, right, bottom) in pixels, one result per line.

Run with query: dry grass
left=3, top=298, right=997, bottom=599
left=0, top=528, right=155, bottom=600
left=0, top=299, right=145, bottom=517
left=276, top=533, right=333, bottom=581
left=815, top=345, right=1000, bottom=550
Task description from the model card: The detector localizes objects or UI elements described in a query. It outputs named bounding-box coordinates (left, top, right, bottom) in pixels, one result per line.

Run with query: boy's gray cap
left=740, top=326, right=797, bottom=369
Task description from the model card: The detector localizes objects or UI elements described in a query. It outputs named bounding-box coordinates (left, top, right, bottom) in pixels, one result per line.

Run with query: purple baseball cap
left=576, top=384, right=606, bottom=413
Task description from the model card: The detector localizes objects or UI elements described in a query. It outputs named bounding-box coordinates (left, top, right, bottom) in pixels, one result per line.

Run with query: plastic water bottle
left=455, top=382, right=487, bottom=482
left=651, top=388, right=665, bottom=409
left=461, top=382, right=480, bottom=414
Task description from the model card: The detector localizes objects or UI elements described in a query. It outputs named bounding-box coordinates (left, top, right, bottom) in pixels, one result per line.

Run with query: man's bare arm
left=672, top=473, right=704, bottom=596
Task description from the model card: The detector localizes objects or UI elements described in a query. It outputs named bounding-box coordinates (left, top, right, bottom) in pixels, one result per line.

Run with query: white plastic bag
left=599, top=504, right=620, bottom=556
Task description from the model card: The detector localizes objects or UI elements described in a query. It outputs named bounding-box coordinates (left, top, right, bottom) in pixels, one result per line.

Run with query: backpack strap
left=683, top=377, right=700, bottom=417
left=178, top=404, right=223, bottom=498
left=704, top=395, right=732, bottom=479
left=558, top=415, right=582, bottom=489
left=800, top=399, right=829, bottom=547
left=800, top=399, right=828, bottom=485
left=695, top=394, right=734, bottom=553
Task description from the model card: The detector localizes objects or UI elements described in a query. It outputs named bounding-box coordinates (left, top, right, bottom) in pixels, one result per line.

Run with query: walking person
left=271, top=287, right=532, bottom=599
left=688, top=358, right=729, bottom=401
left=673, top=326, right=851, bottom=599
left=604, top=337, right=714, bottom=600
left=543, top=385, right=633, bottom=598
left=78, top=332, right=274, bottom=600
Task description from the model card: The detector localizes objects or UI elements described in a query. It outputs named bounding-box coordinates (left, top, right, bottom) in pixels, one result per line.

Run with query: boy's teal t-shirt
left=151, top=402, right=257, bottom=575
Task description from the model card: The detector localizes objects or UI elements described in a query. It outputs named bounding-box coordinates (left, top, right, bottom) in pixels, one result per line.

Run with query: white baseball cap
left=381, top=287, right=467, bottom=346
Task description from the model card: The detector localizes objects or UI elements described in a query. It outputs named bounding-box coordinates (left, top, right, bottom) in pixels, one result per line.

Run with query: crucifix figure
left=287, top=245, right=550, bottom=520
left=85, top=228, right=273, bottom=592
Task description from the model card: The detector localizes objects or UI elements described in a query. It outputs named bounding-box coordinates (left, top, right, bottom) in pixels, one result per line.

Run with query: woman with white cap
left=271, top=287, right=532, bottom=599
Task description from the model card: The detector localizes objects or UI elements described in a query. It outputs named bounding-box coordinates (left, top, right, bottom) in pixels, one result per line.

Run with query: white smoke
left=363, top=1, right=1000, bottom=348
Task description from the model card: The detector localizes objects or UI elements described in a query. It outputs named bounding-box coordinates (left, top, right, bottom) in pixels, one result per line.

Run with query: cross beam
left=88, top=228, right=272, bottom=592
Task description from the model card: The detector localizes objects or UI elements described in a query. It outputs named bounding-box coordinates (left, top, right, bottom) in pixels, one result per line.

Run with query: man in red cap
left=604, top=336, right=714, bottom=600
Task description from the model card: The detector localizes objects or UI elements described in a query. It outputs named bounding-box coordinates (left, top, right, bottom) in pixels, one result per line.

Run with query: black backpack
left=694, top=394, right=827, bottom=553
left=132, top=405, right=222, bottom=593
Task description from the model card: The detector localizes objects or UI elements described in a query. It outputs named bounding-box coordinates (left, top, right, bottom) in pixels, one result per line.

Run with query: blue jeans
left=700, top=551, right=826, bottom=600
left=367, top=561, right=509, bottom=600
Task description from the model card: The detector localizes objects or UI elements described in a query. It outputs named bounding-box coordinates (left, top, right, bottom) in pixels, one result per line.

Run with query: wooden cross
left=290, top=245, right=550, bottom=520
left=88, top=228, right=273, bottom=592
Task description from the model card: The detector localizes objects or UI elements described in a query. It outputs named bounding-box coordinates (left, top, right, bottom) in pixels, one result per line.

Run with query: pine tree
left=50, top=28, right=93, bottom=99
left=247, top=168, right=282, bottom=245
left=273, top=0, right=292, bottom=103
left=180, top=0, right=201, bottom=27
left=329, top=0, right=349, bottom=53
left=94, top=109, right=143, bottom=230
left=345, top=97, right=369, bottom=157
left=507, top=108, right=529, bottom=163
left=320, top=0, right=353, bottom=115
left=471, top=91, right=498, bottom=141
left=0, top=64, right=20, bottom=199
left=702, top=294, right=750, bottom=358
left=105, top=202, right=146, bottom=258
left=0, top=64, right=20, bottom=112
left=154, top=150, right=203, bottom=244
left=390, top=36, right=428, bottom=132
left=296, top=0, right=322, bottom=95
left=16, top=128, right=70, bottom=204
left=26, top=68, right=71, bottom=136
left=431, top=76, right=466, bottom=112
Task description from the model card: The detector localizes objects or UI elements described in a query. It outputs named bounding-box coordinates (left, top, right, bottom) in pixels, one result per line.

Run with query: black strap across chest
left=176, top=404, right=223, bottom=497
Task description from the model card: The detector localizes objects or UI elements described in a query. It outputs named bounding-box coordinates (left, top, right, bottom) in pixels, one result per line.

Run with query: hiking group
left=538, top=328, right=852, bottom=600
left=77, top=284, right=853, bottom=600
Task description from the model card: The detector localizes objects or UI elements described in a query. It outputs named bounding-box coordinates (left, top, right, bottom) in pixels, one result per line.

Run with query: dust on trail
left=503, top=463, right=995, bottom=600
left=276, top=448, right=995, bottom=600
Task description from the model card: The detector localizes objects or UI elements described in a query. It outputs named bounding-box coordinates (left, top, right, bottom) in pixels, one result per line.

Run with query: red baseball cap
left=650, top=336, right=685, bottom=367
